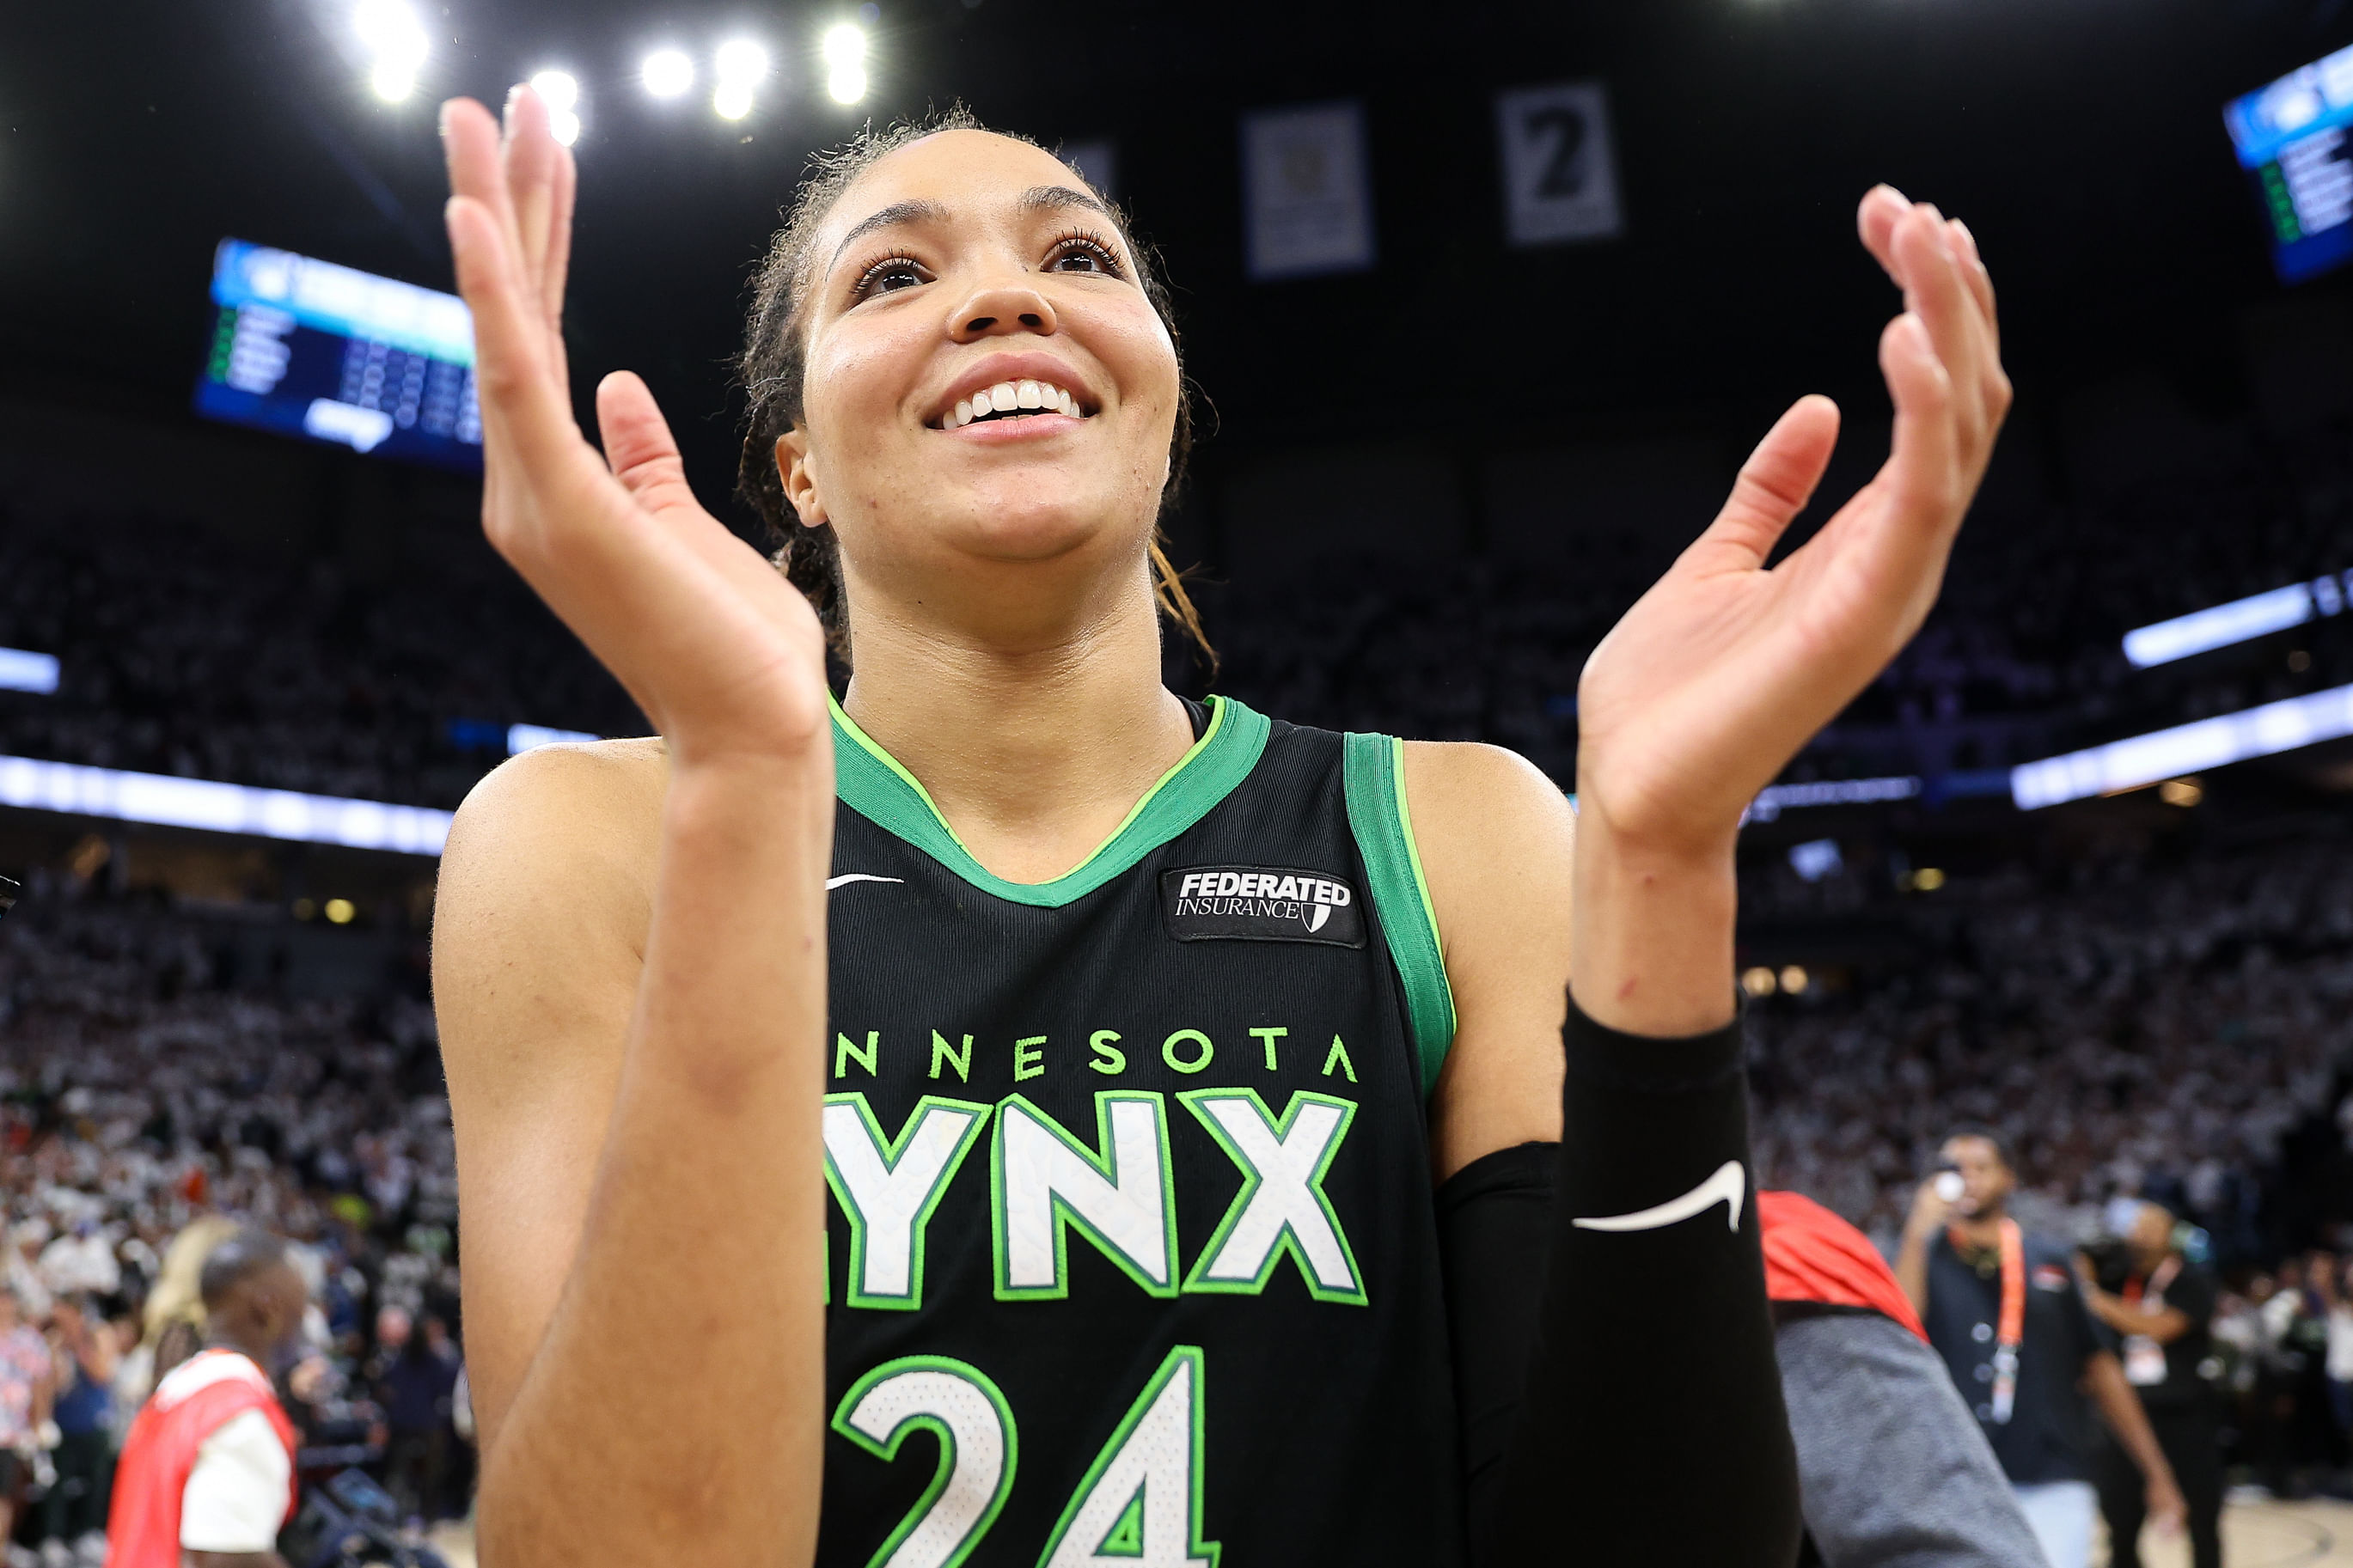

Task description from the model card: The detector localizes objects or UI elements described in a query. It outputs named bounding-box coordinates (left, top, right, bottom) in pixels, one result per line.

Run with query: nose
left=948, top=279, right=1059, bottom=343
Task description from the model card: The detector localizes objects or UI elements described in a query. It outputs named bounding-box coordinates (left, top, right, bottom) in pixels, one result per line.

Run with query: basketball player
left=431, top=83, right=2009, bottom=1565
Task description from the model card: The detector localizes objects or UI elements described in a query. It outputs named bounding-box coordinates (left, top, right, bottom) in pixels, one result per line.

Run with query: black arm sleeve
left=1448, top=996, right=1800, bottom=1567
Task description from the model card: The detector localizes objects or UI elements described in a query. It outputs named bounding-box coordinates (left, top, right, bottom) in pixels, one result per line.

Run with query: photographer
left=2076, top=1202, right=2223, bottom=1568
left=1895, top=1128, right=2185, bottom=1568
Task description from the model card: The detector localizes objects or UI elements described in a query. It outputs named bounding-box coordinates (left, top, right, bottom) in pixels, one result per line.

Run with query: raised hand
left=1574, top=186, right=2010, bottom=859
left=441, top=85, right=829, bottom=768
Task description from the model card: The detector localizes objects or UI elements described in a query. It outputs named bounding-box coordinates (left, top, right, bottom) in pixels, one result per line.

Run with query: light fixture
left=1911, top=867, right=1947, bottom=891
left=353, top=0, right=429, bottom=102
left=1739, top=966, right=1778, bottom=999
left=822, top=23, right=867, bottom=104
left=529, top=70, right=582, bottom=146
left=1778, top=965, right=1810, bottom=995
left=2157, top=778, right=2204, bottom=808
left=324, top=898, right=357, bottom=925
left=714, top=39, right=768, bottom=120
left=642, top=48, right=694, bottom=99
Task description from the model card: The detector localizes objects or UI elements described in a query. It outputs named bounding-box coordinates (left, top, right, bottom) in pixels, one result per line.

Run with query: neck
left=206, top=1331, right=272, bottom=1365
left=1953, top=1205, right=2008, bottom=1246
left=840, top=572, right=1193, bottom=885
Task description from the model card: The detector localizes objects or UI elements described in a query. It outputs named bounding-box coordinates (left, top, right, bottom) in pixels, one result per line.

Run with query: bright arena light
left=0, top=754, right=452, bottom=856
left=641, top=48, right=694, bottom=98
left=0, top=648, right=60, bottom=695
left=353, top=0, right=429, bottom=102
left=2011, top=680, right=2353, bottom=808
left=713, top=40, right=767, bottom=119
left=823, top=24, right=868, bottom=104
left=529, top=70, right=583, bottom=146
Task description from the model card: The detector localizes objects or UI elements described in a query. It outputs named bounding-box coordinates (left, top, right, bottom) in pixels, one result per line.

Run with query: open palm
left=441, top=88, right=829, bottom=768
left=1575, top=188, right=2011, bottom=853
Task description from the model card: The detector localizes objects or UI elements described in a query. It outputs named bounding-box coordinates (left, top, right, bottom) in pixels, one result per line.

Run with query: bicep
left=1403, top=742, right=1576, bottom=1181
left=431, top=745, right=657, bottom=1457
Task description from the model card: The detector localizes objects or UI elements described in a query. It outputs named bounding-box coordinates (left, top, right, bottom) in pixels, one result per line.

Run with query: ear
left=775, top=430, right=828, bottom=529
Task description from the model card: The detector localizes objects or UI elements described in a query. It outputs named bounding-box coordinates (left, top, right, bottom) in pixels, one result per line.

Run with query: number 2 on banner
left=831, top=1347, right=1218, bottom=1568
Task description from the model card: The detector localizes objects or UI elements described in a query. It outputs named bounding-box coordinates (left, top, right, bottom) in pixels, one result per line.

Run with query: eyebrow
left=827, top=185, right=1119, bottom=273
left=829, top=198, right=950, bottom=272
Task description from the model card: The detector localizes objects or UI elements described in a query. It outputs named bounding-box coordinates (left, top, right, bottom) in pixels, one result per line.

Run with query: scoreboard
left=193, top=240, right=483, bottom=472
left=2225, top=44, right=2353, bottom=284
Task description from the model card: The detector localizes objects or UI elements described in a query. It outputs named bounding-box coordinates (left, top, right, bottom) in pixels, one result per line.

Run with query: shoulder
left=1396, top=740, right=1575, bottom=960
left=437, top=740, right=667, bottom=944
left=432, top=740, right=667, bottom=1058
left=443, top=737, right=668, bottom=869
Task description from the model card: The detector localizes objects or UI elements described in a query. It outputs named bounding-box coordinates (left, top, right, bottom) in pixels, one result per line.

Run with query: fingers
left=1891, top=208, right=1988, bottom=460
left=444, top=192, right=585, bottom=479
left=1858, top=186, right=2010, bottom=452
left=1874, top=312, right=1961, bottom=549
left=1684, top=395, right=1841, bottom=575
left=501, top=85, right=572, bottom=331
left=597, top=372, right=698, bottom=518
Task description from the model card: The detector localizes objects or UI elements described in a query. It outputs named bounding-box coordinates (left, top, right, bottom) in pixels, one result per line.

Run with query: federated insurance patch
left=1161, top=865, right=1367, bottom=949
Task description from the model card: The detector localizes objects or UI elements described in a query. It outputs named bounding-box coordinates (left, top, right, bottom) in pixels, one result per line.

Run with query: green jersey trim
left=828, top=692, right=1273, bottom=909
left=1342, top=733, right=1458, bottom=1096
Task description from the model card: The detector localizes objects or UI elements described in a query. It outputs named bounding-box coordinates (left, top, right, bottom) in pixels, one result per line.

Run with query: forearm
left=2086, top=1354, right=2176, bottom=1486
left=477, top=756, right=831, bottom=1567
left=1485, top=1004, right=1799, bottom=1567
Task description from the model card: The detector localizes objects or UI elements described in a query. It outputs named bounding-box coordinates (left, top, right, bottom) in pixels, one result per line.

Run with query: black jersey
left=816, top=693, right=1465, bottom=1567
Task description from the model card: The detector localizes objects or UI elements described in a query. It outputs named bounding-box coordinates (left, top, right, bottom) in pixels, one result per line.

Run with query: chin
left=938, top=486, right=1148, bottom=566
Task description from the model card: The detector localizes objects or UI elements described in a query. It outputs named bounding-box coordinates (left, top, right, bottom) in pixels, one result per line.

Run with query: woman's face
left=779, top=131, right=1182, bottom=616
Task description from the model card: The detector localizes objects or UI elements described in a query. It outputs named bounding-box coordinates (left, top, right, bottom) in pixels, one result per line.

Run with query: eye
left=850, top=252, right=929, bottom=302
left=1044, top=229, right=1125, bottom=278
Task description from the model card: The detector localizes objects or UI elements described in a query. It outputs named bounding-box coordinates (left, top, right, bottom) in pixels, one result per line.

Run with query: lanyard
left=1953, top=1217, right=2027, bottom=1423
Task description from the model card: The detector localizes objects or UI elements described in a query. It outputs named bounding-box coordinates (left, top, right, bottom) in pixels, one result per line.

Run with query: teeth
left=944, top=380, right=1086, bottom=427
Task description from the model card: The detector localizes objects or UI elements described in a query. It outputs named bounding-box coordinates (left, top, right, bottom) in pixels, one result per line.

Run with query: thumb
left=596, top=370, right=698, bottom=517
left=1682, top=394, right=1841, bottom=576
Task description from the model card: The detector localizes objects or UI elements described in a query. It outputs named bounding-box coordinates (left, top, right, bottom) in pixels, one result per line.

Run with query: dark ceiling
left=5, top=0, right=2350, bottom=524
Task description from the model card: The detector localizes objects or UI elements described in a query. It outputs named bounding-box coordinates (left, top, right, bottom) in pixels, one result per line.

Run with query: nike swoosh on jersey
left=1571, top=1160, right=1745, bottom=1235
left=825, top=874, right=906, bottom=891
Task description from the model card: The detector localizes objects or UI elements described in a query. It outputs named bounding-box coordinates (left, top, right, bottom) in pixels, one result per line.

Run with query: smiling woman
left=736, top=107, right=1207, bottom=664
left=430, top=81, right=2008, bottom=1568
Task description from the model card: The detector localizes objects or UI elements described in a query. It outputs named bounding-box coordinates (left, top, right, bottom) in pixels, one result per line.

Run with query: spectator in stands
left=40, top=1294, right=117, bottom=1564
left=1896, top=1128, right=2185, bottom=1568
left=372, top=1309, right=459, bottom=1524
left=1763, top=1189, right=2044, bottom=1567
left=2077, top=1201, right=2224, bottom=1568
left=0, top=1284, right=54, bottom=1560
left=2321, top=1257, right=2353, bottom=1455
left=107, top=1229, right=305, bottom=1568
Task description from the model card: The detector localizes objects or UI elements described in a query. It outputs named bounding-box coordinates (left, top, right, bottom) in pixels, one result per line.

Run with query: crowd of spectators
left=1745, top=836, right=2353, bottom=1267
left=0, top=894, right=464, bottom=1563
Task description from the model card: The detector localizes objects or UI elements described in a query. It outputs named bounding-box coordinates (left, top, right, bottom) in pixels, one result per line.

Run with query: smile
left=937, top=379, right=1087, bottom=430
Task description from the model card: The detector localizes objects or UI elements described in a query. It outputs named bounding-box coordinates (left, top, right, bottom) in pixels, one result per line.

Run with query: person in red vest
left=107, top=1229, right=307, bottom=1568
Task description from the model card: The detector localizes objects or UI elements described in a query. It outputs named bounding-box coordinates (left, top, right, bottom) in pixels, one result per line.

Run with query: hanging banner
left=1241, top=101, right=1376, bottom=281
left=1497, top=81, right=1624, bottom=247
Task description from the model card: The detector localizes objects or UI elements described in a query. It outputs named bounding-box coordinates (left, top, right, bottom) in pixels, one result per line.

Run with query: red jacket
left=107, top=1350, right=298, bottom=1568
